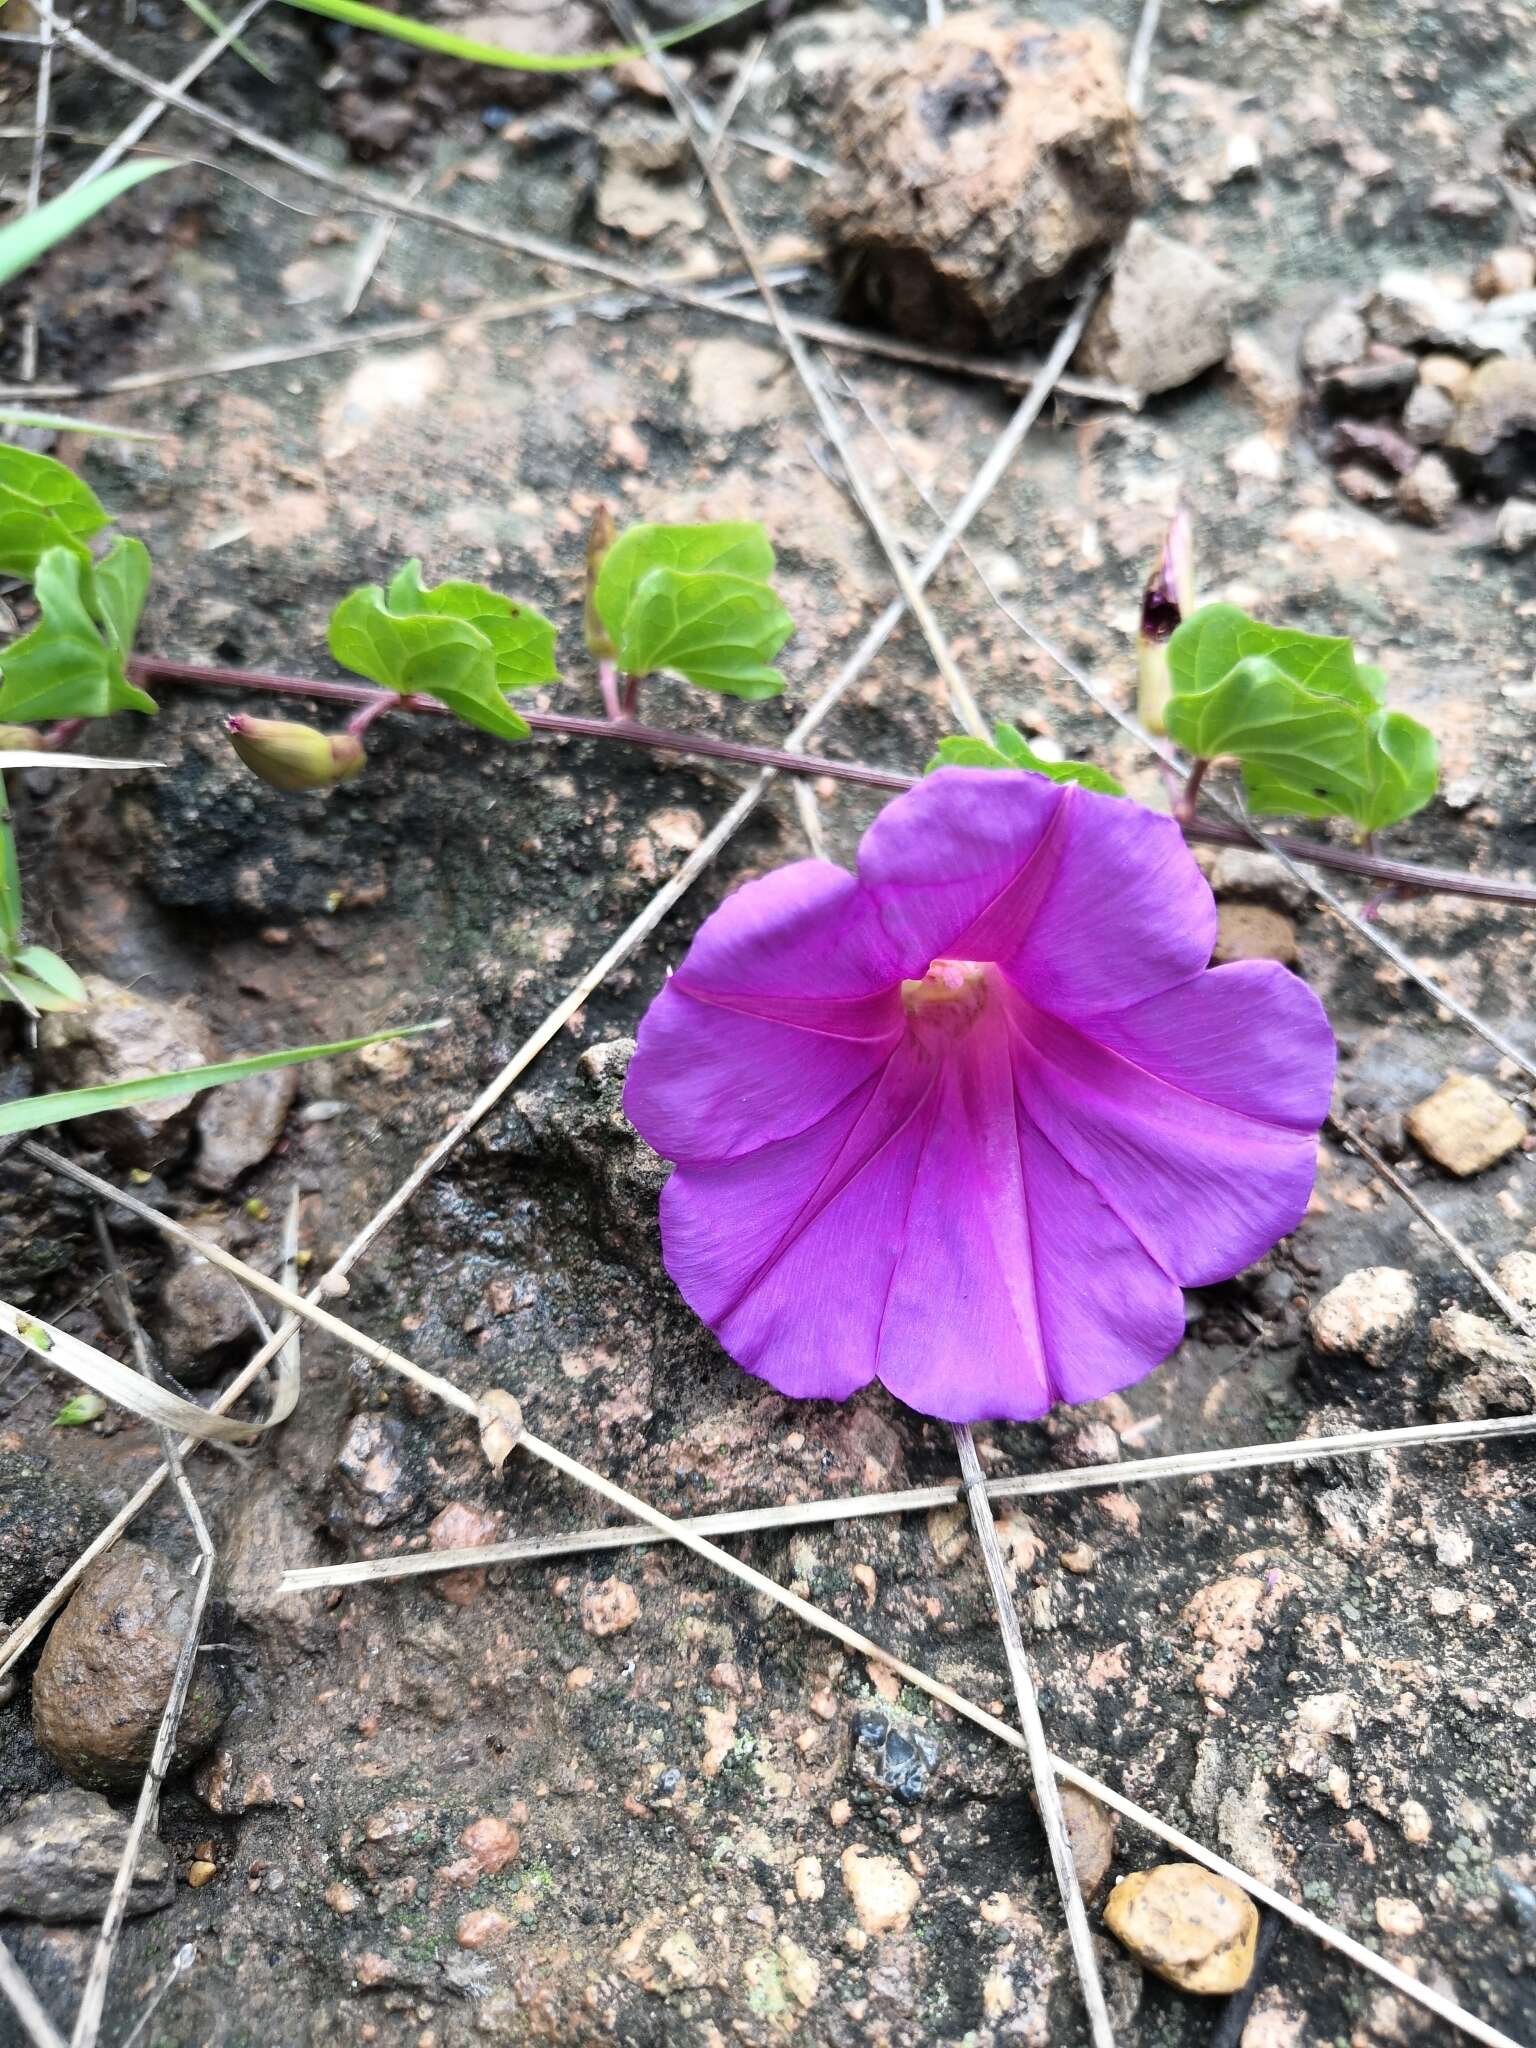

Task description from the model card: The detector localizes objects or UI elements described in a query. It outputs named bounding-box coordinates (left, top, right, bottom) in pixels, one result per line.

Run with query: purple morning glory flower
left=624, top=771, right=1335, bottom=1423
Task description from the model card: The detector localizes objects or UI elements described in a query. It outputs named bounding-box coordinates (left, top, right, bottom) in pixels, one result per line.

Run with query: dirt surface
left=2, top=1, right=1536, bottom=2045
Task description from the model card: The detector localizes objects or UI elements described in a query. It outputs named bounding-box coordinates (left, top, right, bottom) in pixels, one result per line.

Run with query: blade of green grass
left=0, top=1020, right=444, bottom=1136
left=0, top=160, right=177, bottom=289
left=276, top=0, right=755, bottom=71
left=177, top=0, right=278, bottom=79
left=0, top=407, right=167, bottom=442
left=0, top=775, right=21, bottom=954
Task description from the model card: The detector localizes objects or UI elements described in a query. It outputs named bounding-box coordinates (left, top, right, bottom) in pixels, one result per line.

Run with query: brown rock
left=456, top=1908, right=513, bottom=1950
left=840, top=1845, right=920, bottom=1935
left=1406, top=1072, right=1526, bottom=1176
left=1473, top=248, right=1536, bottom=299
left=1396, top=452, right=1460, bottom=527
left=1061, top=1785, right=1115, bottom=1898
left=32, top=1543, right=230, bottom=1789
left=427, top=1502, right=502, bottom=1606
left=1308, top=1267, right=1418, bottom=1367
left=581, top=1577, right=640, bottom=1636
left=460, top=1816, right=521, bottom=1877
left=813, top=13, right=1136, bottom=348
left=37, top=975, right=216, bottom=1168
left=1212, top=904, right=1297, bottom=966
left=158, top=1250, right=249, bottom=1387
left=1103, top=1863, right=1258, bottom=1994
left=193, top=1065, right=298, bottom=1191
left=0, top=1788, right=172, bottom=1922
left=1443, top=358, right=1536, bottom=498
left=335, top=1413, right=420, bottom=1529
left=1077, top=224, right=1236, bottom=395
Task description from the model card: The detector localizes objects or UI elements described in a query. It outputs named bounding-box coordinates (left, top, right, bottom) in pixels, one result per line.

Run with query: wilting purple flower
left=624, top=771, right=1334, bottom=1423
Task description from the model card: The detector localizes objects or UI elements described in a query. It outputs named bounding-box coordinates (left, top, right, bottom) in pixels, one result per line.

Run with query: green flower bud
left=0, top=724, right=45, bottom=750
left=227, top=715, right=365, bottom=793
left=583, top=502, right=617, bottom=660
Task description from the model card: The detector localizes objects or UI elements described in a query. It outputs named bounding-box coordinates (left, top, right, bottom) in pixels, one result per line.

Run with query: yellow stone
left=1406, top=1073, right=1527, bottom=1178
left=1103, top=1863, right=1258, bottom=1995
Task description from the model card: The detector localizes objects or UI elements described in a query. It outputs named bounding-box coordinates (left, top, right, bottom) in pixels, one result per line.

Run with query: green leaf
left=1167, top=604, right=1439, bottom=829
left=1359, top=708, right=1439, bottom=832
left=618, top=567, right=791, bottom=700
left=1169, top=603, right=1374, bottom=714
left=10, top=946, right=88, bottom=1009
left=595, top=522, right=776, bottom=661
left=328, top=586, right=530, bottom=742
left=277, top=0, right=757, bottom=71
left=53, top=1391, right=107, bottom=1427
left=0, top=547, right=157, bottom=725
left=89, top=536, right=153, bottom=664
left=1165, top=654, right=1382, bottom=821
left=384, top=560, right=557, bottom=690
left=926, top=724, right=1125, bottom=795
left=0, top=160, right=176, bottom=290
left=0, top=1020, right=445, bottom=1138
left=0, top=447, right=111, bottom=583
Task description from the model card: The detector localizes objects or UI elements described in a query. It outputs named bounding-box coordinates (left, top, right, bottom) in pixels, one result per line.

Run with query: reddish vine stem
left=125, top=656, right=1536, bottom=910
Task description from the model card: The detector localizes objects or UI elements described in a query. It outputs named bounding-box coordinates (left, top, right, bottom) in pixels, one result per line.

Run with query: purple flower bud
left=583, top=503, right=617, bottom=661
left=1137, top=510, right=1195, bottom=734
left=226, top=714, right=365, bottom=793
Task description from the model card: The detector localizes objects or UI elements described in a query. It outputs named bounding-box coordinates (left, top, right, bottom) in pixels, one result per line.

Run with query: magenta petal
left=872, top=1012, right=1186, bottom=1421
left=625, top=861, right=906, bottom=1163
left=1013, top=962, right=1335, bottom=1287
left=859, top=768, right=1064, bottom=971
left=860, top=771, right=1217, bottom=1013
left=657, top=1050, right=938, bottom=1402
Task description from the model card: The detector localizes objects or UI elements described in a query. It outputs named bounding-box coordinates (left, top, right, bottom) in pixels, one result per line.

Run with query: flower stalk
left=122, top=656, right=1536, bottom=910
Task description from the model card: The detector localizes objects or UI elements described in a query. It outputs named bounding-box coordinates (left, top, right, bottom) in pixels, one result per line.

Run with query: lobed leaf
left=0, top=446, right=112, bottom=583
left=927, top=724, right=1125, bottom=795
left=595, top=522, right=775, bottom=657
left=618, top=567, right=792, bottom=700
left=328, top=586, right=531, bottom=742
left=1359, top=708, right=1439, bottom=833
left=1169, top=603, right=1373, bottom=713
left=385, top=560, right=557, bottom=691
left=0, top=1020, right=444, bottom=1138
left=0, top=547, right=157, bottom=725
left=1167, top=603, right=1437, bottom=831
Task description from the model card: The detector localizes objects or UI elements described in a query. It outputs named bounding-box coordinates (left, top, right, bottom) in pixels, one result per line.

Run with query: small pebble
left=1104, top=1863, right=1258, bottom=1995
left=1407, top=1073, right=1527, bottom=1177
left=580, top=1578, right=640, bottom=1637
left=839, top=1846, right=919, bottom=1936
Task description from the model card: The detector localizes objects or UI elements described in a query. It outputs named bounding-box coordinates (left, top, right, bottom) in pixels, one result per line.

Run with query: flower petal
left=861, top=771, right=1217, bottom=1016
left=872, top=1011, right=1186, bottom=1421
left=626, top=861, right=907, bottom=1163
left=1011, top=961, right=1334, bottom=1287
left=656, top=1048, right=939, bottom=1403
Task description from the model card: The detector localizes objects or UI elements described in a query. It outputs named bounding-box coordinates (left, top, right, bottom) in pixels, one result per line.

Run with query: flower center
left=900, top=957, right=991, bottom=1042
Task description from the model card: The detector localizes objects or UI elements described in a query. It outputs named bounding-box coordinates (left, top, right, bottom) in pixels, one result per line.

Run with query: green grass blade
left=0, top=408, right=167, bottom=443
left=277, top=0, right=755, bottom=71
left=0, top=774, right=20, bottom=953
left=177, top=0, right=278, bottom=80
left=0, top=1019, right=445, bottom=1136
left=0, top=160, right=177, bottom=289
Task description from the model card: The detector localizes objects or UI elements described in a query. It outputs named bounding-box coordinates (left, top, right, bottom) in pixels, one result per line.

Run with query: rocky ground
left=1, top=0, right=1535, bottom=2044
